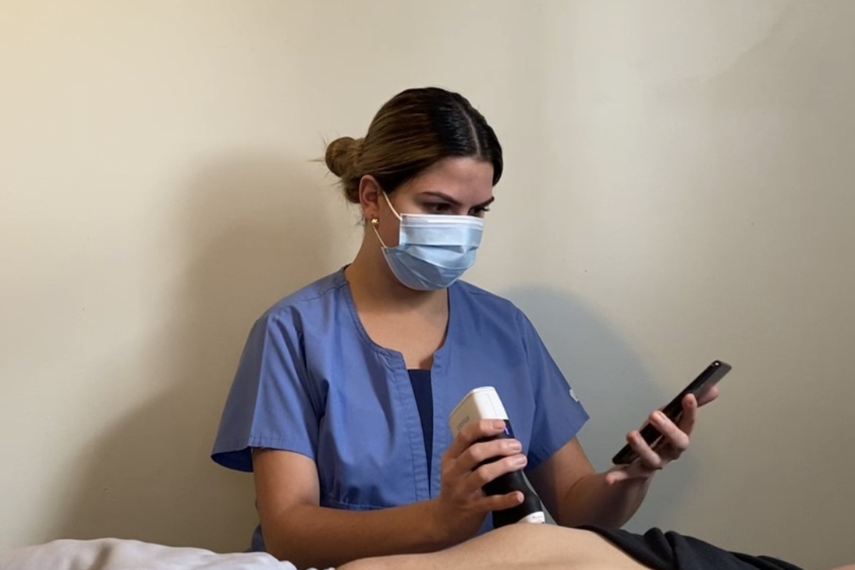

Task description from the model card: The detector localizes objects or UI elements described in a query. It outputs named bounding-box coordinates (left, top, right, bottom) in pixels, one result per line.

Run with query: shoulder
left=254, top=269, right=349, bottom=331
left=453, top=280, right=531, bottom=331
left=454, top=280, right=549, bottom=349
left=454, top=280, right=520, bottom=313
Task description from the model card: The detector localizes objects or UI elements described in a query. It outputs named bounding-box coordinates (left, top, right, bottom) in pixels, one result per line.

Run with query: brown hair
left=325, top=87, right=503, bottom=203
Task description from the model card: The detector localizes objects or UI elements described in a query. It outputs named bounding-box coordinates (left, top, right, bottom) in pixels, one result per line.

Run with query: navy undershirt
left=407, top=369, right=433, bottom=480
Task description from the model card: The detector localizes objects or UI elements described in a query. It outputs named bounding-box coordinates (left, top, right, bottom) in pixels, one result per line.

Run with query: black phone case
left=612, top=360, right=732, bottom=465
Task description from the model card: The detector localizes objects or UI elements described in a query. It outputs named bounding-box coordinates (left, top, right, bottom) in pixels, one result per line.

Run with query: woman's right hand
left=431, top=419, right=528, bottom=544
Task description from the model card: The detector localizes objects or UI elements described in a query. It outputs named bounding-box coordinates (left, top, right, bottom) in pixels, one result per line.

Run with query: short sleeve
left=211, top=310, right=320, bottom=472
left=517, top=310, right=589, bottom=469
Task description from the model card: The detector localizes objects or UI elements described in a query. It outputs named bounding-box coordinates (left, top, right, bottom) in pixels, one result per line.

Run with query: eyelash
left=426, top=203, right=490, bottom=216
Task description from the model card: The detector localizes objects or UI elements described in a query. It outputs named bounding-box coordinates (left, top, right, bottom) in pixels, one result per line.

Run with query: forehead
left=399, top=157, right=494, bottom=202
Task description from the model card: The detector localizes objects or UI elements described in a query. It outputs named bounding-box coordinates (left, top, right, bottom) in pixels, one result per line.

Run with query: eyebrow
left=421, top=191, right=496, bottom=209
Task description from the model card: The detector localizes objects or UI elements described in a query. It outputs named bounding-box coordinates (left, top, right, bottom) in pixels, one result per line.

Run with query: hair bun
left=325, top=136, right=363, bottom=178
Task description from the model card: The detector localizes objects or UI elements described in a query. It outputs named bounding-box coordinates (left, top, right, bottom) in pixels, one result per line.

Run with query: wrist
left=424, top=498, right=454, bottom=550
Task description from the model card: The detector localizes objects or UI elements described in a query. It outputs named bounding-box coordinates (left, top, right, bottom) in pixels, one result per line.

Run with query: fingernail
left=492, top=420, right=506, bottom=430
left=654, top=411, right=666, bottom=422
left=508, top=440, right=522, bottom=452
left=513, top=455, right=528, bottom=468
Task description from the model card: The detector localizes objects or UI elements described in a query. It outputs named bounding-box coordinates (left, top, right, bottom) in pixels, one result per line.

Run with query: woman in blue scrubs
left=211, top=87, right=717, bottom=570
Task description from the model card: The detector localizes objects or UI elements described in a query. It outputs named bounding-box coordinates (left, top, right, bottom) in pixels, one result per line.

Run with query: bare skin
left=339, top=525, right=651, bottom=570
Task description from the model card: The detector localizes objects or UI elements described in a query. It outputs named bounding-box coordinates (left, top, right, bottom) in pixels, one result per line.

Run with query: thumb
left=605, top=462, right=655, bottom=485
left=605, top=467, right=630, bottom=485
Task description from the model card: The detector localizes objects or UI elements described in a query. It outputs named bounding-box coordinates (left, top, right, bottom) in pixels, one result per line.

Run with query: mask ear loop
left=381, top=191, right=403, bottom=221
left=370, top=191, right=402, bottom=249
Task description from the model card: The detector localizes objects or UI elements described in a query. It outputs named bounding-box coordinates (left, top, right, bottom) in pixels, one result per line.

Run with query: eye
left=470, top=206, right=491, bottom=218
left=425, top=202, right=453, bottom=214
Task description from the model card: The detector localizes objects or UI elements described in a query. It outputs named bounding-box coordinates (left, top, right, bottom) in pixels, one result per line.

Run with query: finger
left=445, top=419, right=507, bottom=460
left=474, top=491, right=524, bottom=513
left=650, top=410, right=691, bottom=453
left=455, top=438, right=522, bottom=475
left=465, top=454, right=528, bottom=495
left=627, top=431, right=665, bottom=470
left=697, top=384, right=719, bottom=406
left=675, top=395, right=698, bottom=438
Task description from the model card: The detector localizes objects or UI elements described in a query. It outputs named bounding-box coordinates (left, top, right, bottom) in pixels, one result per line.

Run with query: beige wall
left=1, top=1, right=853, bottom=568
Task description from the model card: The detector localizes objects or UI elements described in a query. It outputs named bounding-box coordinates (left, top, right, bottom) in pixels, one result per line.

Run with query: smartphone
left=612, top=360, right=732, bottom=465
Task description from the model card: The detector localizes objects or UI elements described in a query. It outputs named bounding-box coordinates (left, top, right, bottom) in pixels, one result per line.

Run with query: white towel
left=0, top=538, right=324, bottom=570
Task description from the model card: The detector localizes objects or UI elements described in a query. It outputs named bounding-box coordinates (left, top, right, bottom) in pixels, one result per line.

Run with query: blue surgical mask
left=372, top=192, right=484, bottom=291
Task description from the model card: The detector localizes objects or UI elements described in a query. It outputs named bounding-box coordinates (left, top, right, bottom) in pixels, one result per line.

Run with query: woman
left=211, top=87, right=717, bottom=570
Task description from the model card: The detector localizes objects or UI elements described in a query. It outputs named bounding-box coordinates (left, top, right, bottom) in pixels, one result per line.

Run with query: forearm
left=263, top=499, right=453, bottom=569
left=557, top=471, right=654, bottom=529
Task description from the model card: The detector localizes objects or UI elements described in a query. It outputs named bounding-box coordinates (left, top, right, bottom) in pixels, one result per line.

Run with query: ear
left=358, top=175, right=383, bottom=222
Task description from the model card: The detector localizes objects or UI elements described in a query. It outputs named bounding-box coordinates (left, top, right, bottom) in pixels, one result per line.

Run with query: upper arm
left=252, top=449, right=320, bottom=548
left=514, top=310, right=589, bottom=469
left=212, top=311, right=321, bottom=471
left=511, top=308, right=593, bottom=523
left=526, top=437, right=595, bottom=526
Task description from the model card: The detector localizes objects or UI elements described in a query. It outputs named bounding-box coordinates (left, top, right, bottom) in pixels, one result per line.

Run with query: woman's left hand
left=604, top=386, right=719, bottom=485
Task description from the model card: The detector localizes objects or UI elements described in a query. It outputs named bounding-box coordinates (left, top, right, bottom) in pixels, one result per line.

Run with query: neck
left=345, top=234, right=447, bottom=313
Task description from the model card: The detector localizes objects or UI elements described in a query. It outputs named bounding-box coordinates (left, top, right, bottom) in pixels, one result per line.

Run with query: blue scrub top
left=211, top=269, right=589, bottom=550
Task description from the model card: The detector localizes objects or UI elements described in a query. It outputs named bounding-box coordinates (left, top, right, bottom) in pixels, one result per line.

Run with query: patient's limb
left=339, top=524, right=648, bottom=570
left=340, top=523, right=852, bottom=570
